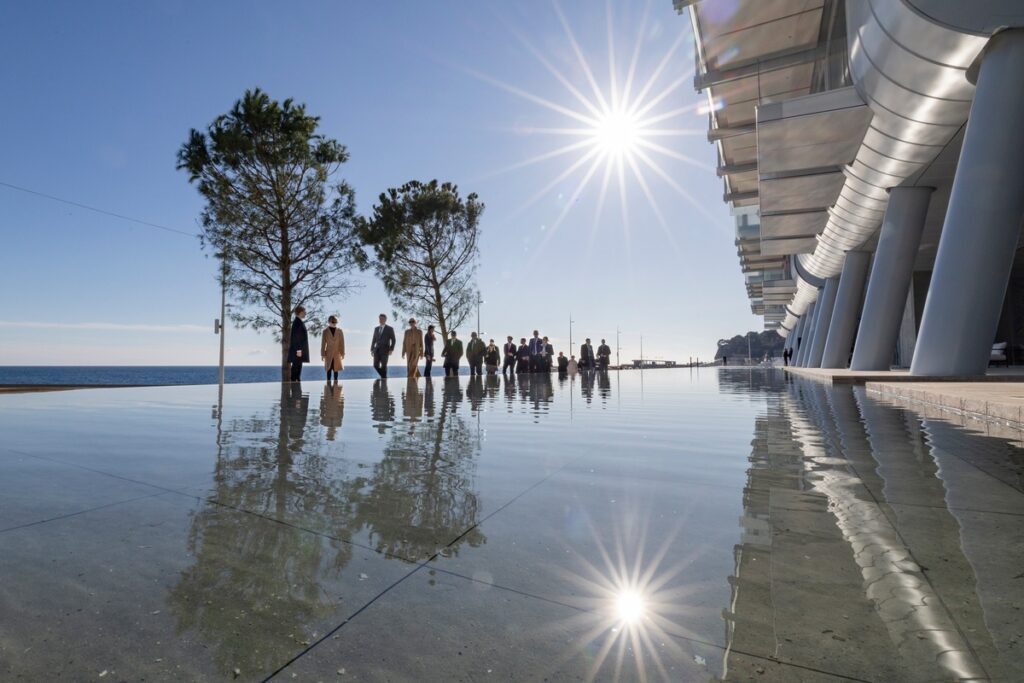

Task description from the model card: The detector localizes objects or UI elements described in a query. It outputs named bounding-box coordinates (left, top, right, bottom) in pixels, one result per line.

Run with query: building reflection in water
left=717, top=369, right=1023, bottom=681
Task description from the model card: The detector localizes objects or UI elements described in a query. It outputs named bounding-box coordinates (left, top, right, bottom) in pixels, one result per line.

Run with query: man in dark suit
left=442, top=330, right=464, bottom=376
left=502, top=336, right=517, bottom=377
left=288, top=305, right=310, bottom=382
left=580, top=338, right=596, bottom=370
left=528, top=330, right=543, bottom=373
left=370, top=313, right=396, bottom=379
left=597, top=339, right=612, bottom=370
left=543, top=336, right=554, bottom=372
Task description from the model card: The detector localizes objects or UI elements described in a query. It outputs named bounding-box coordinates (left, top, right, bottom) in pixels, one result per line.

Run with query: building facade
left=679, top=0, right=1024, bottom=375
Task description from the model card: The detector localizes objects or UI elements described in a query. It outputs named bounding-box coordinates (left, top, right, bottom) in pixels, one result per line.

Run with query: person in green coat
left=465, top=331, right=486, bottom=376
left=442, top=330, right=464, bottom=377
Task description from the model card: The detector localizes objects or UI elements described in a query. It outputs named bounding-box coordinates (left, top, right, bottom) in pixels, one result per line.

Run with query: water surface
left=1, top=369, right=1021, bottom=681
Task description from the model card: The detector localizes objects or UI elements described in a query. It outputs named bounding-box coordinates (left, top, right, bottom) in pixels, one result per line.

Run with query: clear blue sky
left=0, top=0, right=759, bottom=366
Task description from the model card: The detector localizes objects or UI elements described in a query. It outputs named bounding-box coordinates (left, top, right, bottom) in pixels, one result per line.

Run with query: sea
left=0, top=365, right=473, bottom=386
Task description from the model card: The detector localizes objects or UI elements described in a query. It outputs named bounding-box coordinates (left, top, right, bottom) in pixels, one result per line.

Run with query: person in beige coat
left=321, top=315, right=345, bottom=382
left=402, top=318, right=424, bottom=379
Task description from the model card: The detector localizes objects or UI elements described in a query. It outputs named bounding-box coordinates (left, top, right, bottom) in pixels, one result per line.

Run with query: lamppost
left=213, top=251, right=230, bottom=421
left=616, top=326, right=621, bottom=369
left=214, top=252, right=230, bottom=390
left=476, top=291, right=483, bottom=337
left=569, top=313, right=575, bottom=354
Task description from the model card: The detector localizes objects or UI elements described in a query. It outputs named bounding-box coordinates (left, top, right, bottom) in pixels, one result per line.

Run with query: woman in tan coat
left=321, top=315, right=345, bottom=382
left=402, top=318, right=424, bottom=379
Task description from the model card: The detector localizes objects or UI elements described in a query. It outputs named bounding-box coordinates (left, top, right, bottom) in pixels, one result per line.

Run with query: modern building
left=678, top=0, right=1024, bottom=376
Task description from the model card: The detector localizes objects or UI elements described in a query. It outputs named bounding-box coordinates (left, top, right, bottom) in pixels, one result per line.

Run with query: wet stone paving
left=1, top=369, right=1023, bottom=681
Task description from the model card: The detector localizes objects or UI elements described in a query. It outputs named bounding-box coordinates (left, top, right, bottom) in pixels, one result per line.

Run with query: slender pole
left=640, top=335, right=643, bottom=368
left=616, top=326, right=621, bottom=369
left=569, top=313, right=574, bottom=354
left=747, top=332, right=752, bottom=364
left=218, top=257, right=227, bottom=390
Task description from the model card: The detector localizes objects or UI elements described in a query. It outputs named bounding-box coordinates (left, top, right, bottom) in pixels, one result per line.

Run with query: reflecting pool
left=1, top=369, right=1022, bottom=681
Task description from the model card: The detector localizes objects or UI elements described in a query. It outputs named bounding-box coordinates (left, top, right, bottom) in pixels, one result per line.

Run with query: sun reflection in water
left=614, top=587, right=646, bottom=624
left=542, top=509, right=714, bottom=682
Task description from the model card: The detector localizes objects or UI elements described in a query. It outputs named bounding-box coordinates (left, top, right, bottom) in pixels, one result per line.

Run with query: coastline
left=0, top=384, right=150, bottom=394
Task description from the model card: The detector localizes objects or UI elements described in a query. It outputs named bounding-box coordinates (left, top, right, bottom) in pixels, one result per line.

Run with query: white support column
left=821, top=251, right=871, bottom=369
left=850, top=187, right=933, bottom=371
left=796, top=300, right=820, bottom=367
left=806, top=277, right=840, bottom=368
left=912, top=30, right=1024, bottom=376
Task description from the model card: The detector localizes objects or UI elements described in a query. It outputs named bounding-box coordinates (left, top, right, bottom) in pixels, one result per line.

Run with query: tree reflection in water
left=354, top=376, right=485, bottom=560
left=168, top=379, right=485, bottom=677
left=167, top=383, right=356, bottom=677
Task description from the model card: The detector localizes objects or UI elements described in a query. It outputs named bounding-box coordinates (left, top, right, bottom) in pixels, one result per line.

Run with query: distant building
left=631, top=359, right=677, bottom=369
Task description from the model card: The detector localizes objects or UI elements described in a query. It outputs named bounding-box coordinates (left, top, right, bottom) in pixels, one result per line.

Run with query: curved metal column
left=822, top=251, right=872, bottom=368
left=912, top=30, right=1024, bottom=377
left=796, top=300, right=820, bottom=367
left=851, top=187, right=933, bottom=371
left=807, top=277, right=840, bottom=368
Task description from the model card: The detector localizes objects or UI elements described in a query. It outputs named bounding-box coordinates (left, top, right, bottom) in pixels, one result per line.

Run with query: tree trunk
left=430, top=268, right=447, bottom=341
left=280, top=218, right=292, bottom=383
left=281, top=285, right=292, bottom=383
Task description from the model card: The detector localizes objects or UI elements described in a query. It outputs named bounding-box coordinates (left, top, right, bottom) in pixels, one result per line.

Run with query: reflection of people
left=319, top=382, right=344, bottom=440
left=442, top=375, right=463, bottom=407
left=424, top=325, right=437, bottom=377
left=466, top=332, right=485, bottom=376
left=370, top=313, right=396, bottom=379
left=282, top=381, right=310, bottom=449
left=598, top=368, right=611, bottom=400
left=581, top=366, right=595, bottom=403
left=402, top=318, right=424, bottom=379
left=288, top=306, right=310, bottom=382
left=579, top=338, right=595, bottom=370
left=320, top=315, right=345, bottom=382
left=485, top=339, right=500, bottom=375
left=442, top=331, right=464, bottom=377
left=466, top=374, right=484, bottom=411
left=597, top=339, right=611, bottom=370
left=402, top=377, right=423, bottom=423
left=370, top=378, right=395, bottom=433
left=485, top=372, right=500, bottom=398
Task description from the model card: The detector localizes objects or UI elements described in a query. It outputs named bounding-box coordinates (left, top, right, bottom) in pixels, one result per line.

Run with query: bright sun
left=592, top=108, right=642, bottom=158
left=465, top=0, right=712, bottom=258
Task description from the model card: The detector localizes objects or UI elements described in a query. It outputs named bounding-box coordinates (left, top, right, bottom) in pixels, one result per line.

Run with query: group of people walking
left=286, top=307, right=614, bottom=382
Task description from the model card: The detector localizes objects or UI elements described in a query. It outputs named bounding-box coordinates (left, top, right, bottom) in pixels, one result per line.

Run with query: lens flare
left=462, top=0, right=717, bottom=268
